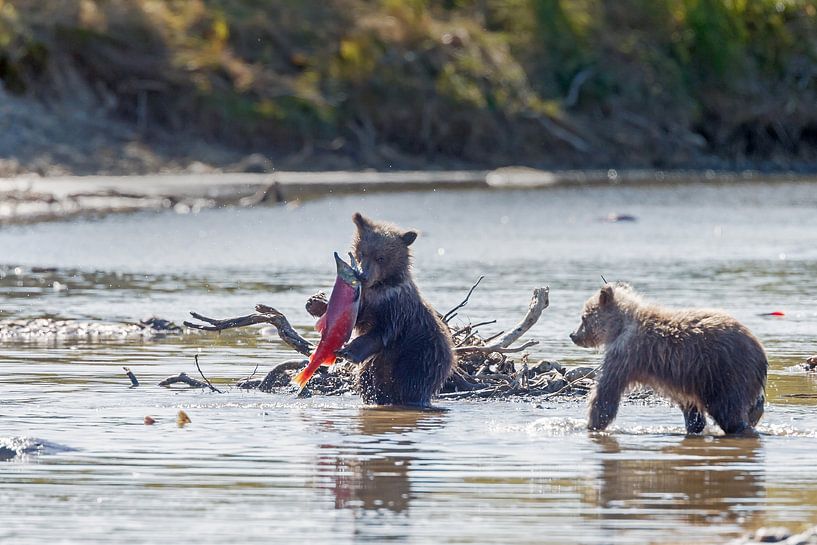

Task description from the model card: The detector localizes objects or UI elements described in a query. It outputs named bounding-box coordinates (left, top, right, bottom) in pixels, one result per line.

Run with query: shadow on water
left=589, top=434, right=764, bottom=535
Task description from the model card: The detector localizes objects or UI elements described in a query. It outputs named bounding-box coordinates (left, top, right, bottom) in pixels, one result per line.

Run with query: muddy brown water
left=1, top=179, right=816, bottom=544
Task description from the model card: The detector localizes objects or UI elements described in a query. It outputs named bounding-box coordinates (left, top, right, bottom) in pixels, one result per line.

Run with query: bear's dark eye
left=376, top=256, right=385, bottom=264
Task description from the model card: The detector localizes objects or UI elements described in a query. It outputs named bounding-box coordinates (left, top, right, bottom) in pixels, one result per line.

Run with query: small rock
left=144, top=416, right=155, bottom=425
left=542, top=378, right=568, bottom=394
left=532, top=360, right=564, bottom=374
left=184, top=161, right=213, bottom=174
left=602, top=213, right=638, bottom=223
left=232, top=153, right=274, bottom=173
left=753, top=527, right=791, bottom=543
left=564, top=366, right=597, bottom=382
left=0, top=446, right=16, bottom=461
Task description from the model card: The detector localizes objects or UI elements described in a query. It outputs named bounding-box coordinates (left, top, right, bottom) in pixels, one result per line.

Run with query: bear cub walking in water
left=570, top=283, right=767, bottom=435
left=336, top=213, right=454, bottom=407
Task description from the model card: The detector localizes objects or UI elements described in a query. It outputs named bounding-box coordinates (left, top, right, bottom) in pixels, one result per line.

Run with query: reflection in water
left=589, top=435, right=765, bottom=531
left=318, top=408, right=445, bottom=540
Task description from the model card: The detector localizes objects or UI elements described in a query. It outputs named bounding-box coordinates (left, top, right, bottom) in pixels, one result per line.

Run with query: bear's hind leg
left=748, top=394, right=765, bottom=427
left=682, top=406, right=706, bottom=434
left=357, top=358, right=394, bottom=406
left=708, top=403, right=756, bottom=436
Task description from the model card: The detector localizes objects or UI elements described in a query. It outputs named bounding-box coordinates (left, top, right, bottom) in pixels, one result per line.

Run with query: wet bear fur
left=336, top=213, right=455, bottom=407
left=570, top=283, right=767, bottom=435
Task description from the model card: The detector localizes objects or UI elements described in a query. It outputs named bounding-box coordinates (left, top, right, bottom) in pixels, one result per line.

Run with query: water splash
left=0, top=436, right=75, bottom=460
left=526, top=417, right=588, bottom=436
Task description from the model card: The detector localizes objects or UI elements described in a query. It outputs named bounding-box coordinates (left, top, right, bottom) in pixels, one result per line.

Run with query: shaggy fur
left=336, top=213, right=454, bottom=407
left=570, top=283, right=768, bottom=435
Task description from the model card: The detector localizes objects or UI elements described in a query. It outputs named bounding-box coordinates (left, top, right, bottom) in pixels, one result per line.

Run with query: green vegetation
left=1, top=0, right=816, bottom=169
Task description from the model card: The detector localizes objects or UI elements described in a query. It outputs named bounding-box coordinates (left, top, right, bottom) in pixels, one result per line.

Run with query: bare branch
left=492, top=287, right=549, bottom=348
left=454, top=287, right=549, bottom=354
left=184, top=305, right=312, bottom=356
left=123, top=367, right=139, bottom=387
left=194, top=354, right=223, bottom=393
left=456, top=340, right=538, bottom=354
left=443, top=275, right=485, bottom=323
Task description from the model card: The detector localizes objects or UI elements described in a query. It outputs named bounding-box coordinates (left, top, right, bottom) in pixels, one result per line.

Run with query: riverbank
left=2, top=168, right=816, bottom=225
left=2, top=2, right=817, bottom=176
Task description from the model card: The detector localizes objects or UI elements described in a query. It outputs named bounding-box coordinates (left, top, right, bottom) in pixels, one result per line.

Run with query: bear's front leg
left=588, top=369, right=627, bottom=431
left=336, top=331, right=383, bottom=364
left=682, top=405, right=706, bottom=434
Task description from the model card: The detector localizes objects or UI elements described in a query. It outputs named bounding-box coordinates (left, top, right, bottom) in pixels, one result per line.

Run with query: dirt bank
left=2, top=2, right=817, bottom=175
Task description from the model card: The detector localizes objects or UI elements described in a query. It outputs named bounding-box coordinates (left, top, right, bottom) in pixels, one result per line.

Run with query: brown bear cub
left=570, top=283, right=767, bottom=435
left=335, top=213, right=455, bottom=407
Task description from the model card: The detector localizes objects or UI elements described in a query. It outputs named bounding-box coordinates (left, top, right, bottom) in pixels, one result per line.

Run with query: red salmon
left=292, top=252, right=361, bottom=391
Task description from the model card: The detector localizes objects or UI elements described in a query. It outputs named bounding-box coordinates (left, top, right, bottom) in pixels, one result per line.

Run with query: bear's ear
left=401, top=230, right=417, bottom=246
left=353, top=212, right=371, bottom=230
left=599, top=285, right=614, bottom=306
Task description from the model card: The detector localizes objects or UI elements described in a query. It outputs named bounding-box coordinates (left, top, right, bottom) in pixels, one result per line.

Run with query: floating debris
left=601, top=213, right=637, bottom=223
left=176, top=411, right=191, bottom=427
left=123, top=367, right=139, bottom=387
left=0, top=317, right=183, bottom=342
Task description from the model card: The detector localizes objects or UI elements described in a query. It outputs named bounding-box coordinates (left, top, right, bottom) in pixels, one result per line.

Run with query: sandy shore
left=1, top=168, right=815, bottom=224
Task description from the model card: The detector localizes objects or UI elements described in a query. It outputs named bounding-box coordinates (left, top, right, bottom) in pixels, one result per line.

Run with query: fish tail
left=291, top=357, right=320, bottom=391
left=291, top=353, right=336, bottom=391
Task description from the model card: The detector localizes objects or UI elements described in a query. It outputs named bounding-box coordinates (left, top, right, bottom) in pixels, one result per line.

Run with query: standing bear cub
left=336, top=213, right=455, bottom=407
left=570, top=283, right=767, bottom=435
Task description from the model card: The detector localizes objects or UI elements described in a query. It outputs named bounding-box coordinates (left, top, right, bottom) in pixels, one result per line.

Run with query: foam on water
left=0, top=437, right=75, bottom=460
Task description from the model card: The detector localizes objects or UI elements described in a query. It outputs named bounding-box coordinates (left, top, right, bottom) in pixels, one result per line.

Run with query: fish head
left=334, top=252, right=362, bottom=290
left=348, top=252, right=364, bottom=279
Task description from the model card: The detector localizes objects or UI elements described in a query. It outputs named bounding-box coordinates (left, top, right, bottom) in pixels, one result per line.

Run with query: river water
left=1, top=179, right=816, bottom=544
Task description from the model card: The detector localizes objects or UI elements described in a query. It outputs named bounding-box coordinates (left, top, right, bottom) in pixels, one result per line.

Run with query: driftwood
left=158, top=372, right=209, bottom=389
left=123, top=367, right=139, bottom=387
left=184, top=304, right=312, bottom=356
left=236, top=359, right=307, bottom=391
left=443, top=275, right=484, bottom=323
left=194, top=355, right=223, bottom=393
left=156, top=278, right=593, bottom=400
left=455, top=287, right=549, bottom=353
